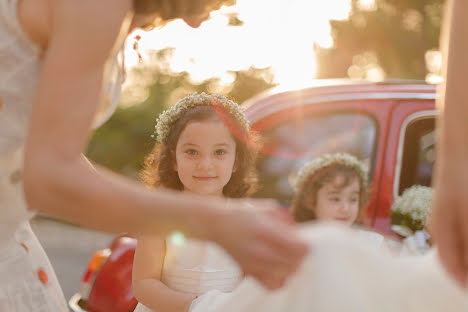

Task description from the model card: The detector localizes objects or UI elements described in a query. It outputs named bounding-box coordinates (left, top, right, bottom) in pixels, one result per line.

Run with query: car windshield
left=255, top=112, right=377, bottom=206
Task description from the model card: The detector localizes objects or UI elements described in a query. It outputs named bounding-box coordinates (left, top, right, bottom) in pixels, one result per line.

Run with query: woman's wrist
left=184, top=195, right=229, bottom=241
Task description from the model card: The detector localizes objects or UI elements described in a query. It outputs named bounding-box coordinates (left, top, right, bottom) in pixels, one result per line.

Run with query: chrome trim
left=393, top=110, right=438, bottom=199
left=248, top=92, right=437, bottom=122
left=69, top=293, right=88, bottom=312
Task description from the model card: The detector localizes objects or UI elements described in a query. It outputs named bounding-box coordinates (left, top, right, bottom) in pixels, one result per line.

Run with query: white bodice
left=161, top=237, right=242, bottom=296
left=0, top=0, right=127, bottom=236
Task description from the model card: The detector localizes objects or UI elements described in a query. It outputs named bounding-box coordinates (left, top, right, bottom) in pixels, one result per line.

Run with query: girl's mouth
left=335, top=217, right=349, bottom=222
left=193, top=176, right=217, bottom=181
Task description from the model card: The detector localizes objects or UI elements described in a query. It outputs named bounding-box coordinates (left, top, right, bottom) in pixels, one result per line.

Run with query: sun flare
left=124, top=0, right=352, bottom=93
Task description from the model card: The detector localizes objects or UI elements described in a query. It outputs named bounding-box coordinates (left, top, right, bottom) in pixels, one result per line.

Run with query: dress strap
left=92, top=10, right=134, bottom=129
left=0, top=0, right=39, bottom=54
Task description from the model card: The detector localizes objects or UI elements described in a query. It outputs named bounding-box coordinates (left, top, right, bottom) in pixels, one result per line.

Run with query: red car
left=69, top=79, right=438, bottom=312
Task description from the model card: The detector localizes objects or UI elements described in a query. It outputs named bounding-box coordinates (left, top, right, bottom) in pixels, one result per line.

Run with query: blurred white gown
left=137, top=224, right=468, bottom=312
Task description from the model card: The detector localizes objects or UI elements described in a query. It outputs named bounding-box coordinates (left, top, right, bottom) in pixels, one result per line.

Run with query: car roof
left=243, top=79, right=437, bottom=122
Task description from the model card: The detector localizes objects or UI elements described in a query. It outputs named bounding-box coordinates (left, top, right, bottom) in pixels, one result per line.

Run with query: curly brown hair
left=290, top=165, right=369, bottom=223
left=141, top=104, right=260, bottom=198
left=133, top=0, right=235, bottom=20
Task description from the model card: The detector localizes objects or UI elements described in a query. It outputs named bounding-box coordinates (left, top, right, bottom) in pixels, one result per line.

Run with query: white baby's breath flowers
left=294, top=153, right=368, bottom=190
left=391, top=185, right=433, bottom=230
left=153, top=92, right=249, bottom=143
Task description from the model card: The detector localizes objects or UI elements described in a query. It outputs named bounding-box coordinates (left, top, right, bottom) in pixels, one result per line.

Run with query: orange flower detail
left=38, top=268, right=48, bottom=285
left=20, top=242, right=29, bottom=253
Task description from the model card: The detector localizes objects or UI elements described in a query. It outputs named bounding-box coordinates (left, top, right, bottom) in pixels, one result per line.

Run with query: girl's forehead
left=178, top=120, right=235, bottom=144
left=324, top=175, right=360, bottom=190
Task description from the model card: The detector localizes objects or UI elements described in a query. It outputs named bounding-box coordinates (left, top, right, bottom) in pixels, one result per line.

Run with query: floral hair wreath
left=294, top=153, right=369, bottom=191
left=390, top=185, right=433, bottom=237
left=152, top=92, right=250, bottom=143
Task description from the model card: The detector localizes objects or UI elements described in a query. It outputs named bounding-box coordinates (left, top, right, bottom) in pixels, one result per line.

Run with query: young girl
left=391, top=185, right=434, bottom=256
left=0, top=1, right=306, bottom=310
left=290, top=153, right=368, bottom=226
left=132, top=92, right=259, bottom=312
left=290, top=153, right=386, bottom=248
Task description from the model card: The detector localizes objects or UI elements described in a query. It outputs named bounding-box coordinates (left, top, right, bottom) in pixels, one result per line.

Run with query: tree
left=315, top=0, right=443, bottom=80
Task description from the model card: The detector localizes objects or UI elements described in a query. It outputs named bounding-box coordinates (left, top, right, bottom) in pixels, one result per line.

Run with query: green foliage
left=315, top=0, right=443, bottom=79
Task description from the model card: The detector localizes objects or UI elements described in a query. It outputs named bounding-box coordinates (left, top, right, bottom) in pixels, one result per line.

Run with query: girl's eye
left=329, top=197, right=340, bottom=202
left=215, top=149, right=227, bottom=156
left=350, top=198, right=359, bottom=203
left=185, top=149, right=198, bottom=156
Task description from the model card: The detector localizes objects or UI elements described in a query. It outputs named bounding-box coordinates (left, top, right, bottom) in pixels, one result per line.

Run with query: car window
left=255, top=112, right=377, bottom=206
left=397, top=117, right=436, bottom=195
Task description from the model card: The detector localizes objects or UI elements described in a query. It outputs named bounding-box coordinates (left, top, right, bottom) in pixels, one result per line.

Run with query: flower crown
left=153, top=92, right=250, bottom=143
left=391, top=185, right=433, bottom=235
left=294, top=153, right=368, bottom=190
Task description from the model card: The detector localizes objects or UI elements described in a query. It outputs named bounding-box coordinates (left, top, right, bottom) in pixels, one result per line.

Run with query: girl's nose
left=197, top=156, right=213, bottom=169
left=339, top=202, right=350, bottom=213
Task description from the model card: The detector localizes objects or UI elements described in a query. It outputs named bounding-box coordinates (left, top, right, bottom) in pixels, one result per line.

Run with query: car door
left=374, top=98, right=437, bottom=234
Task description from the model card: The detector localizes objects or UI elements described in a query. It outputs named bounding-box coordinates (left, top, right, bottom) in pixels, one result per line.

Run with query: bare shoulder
left=46, top=0, right=133, bottom=64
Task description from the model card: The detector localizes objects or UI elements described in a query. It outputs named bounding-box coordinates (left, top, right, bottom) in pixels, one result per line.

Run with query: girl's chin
left=334, top=218, right=352, bottom=224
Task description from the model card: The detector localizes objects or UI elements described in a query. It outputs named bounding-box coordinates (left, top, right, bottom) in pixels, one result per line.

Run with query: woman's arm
left=133, top=236, right=195, bottom=312
left=431, top=0, right=468, bottom=288
left=23, top=0, right=214, bottom=236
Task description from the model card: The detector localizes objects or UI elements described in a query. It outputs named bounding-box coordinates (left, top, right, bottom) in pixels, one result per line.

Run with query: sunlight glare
left=124, top=0, right=352, bottom=91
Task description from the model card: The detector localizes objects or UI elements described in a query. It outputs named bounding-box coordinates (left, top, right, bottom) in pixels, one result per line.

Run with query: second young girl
left=290, top=153, right=386, bottom=247
left=290, top=153, right=368, bottom=226
left=132, top=92, right=259, bottom=312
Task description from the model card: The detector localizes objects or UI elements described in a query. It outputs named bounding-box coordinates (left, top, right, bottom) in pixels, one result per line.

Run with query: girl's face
left=174, top=120, right=236, bottom=196
left=313, top=175, right=360, bottom=226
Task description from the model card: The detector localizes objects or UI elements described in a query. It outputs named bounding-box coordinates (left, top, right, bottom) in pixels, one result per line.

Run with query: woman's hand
left=207, top=199, right=308, bottom=290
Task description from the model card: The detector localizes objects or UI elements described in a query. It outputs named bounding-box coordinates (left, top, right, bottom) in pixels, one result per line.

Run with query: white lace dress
left=134, top=237, right=242, bottom=312
left=0, top=0, right=126, bottom=310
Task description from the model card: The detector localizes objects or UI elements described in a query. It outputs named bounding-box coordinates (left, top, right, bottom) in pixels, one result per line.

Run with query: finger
left=248, top=271, right=287, bottom=290
left=267, top=207, right=295, bottom=225
left=258, top=221, right=309, bottom=264
left=246, top=243, right=298, bottom=276
left=261, top=275, right=287, bottom=290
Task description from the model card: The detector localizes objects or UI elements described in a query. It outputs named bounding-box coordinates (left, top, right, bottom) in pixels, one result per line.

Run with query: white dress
left=0, top=0, right=127, bottom=310
left=400, top=231, right=431, bottom=257
left=134, top=237, right=242, bottom=311
left=189, top=224, right=468, bottom=312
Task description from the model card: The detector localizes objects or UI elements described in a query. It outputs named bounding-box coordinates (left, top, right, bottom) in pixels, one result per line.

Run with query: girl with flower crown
left=391, top=185, right=434, bottom=256
left=290, top=153, right=385, bottom=248
left=132, top=92, right=268, bottom=311
left=291, top=153, right=369, bottom=226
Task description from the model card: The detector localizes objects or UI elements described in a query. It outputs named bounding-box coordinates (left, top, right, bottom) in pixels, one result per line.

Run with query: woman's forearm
left=23, top=153, right=221, bottom=238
